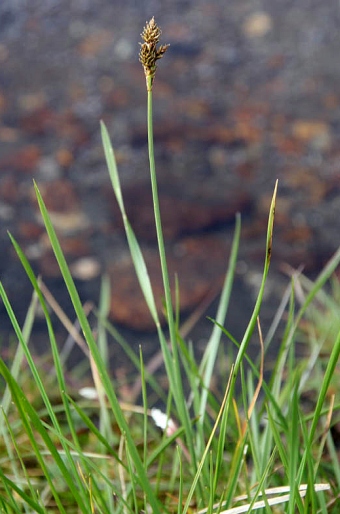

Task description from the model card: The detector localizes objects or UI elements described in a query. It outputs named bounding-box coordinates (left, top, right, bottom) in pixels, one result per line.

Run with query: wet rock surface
left=0, top=1, right=339, bottom=342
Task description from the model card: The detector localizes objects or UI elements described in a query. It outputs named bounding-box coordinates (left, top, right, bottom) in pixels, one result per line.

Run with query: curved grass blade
left=101, top=121, right=159, bottom=326
left=32, top=180, right=163, bottom=514
left=233, top=180, right=278, bottom=377
left=0, top=358, right=87, bottom=513
left=199, top=212, right=241, bottom=422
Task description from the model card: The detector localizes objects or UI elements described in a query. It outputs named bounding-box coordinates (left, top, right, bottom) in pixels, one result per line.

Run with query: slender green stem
left=141, top=21, right=204, bottom=497
left=146, top=77, right=176, bottom=349
left=146, top=75, right=203, bottom=495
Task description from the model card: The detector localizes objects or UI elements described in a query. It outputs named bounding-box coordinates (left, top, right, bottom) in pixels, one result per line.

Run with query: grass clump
left=0, top=17, right=340, bottom=513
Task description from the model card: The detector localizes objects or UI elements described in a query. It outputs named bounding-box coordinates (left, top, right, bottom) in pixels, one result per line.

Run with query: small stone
left=39, top=234, right=91, bottom=259
left=18, top=221, right=44, bottom=240
left=109, top=182, right=252, bottom=243
left=108, top=234, right=231, bottom=331
left=0, top=91, right=7, bottom=113
left=36, top=156, right=61, bottom=181
left=36, top=179, right=80, bottom=213
left=114, top=38, right=134, bottom=60
left=0, top=126, right=19, bottom=142
left=70, top=257, right=101, bottom=280
left=55, top=148, right=74, bottom=168
left=45, top=211, right=89, bottom=234
left=0, top=145, right=41, bottom=174
left=176, top=98, right=211, bottom=120
left=20, top=106, right=55, bottom=136
left=292, top=120, right=331, bottom=144
left=25, top=243, right=44, bottom=260
left=0, top=175, right=18, bottom=203
left=33, top=180, right=89, bottom=235
left=310, top=131, right=332, bottom=151
left=208, top=146, right=228, bottom=169
left=0, top=202, right=14, bottom=220
left=272, top=134, right=304, bottom=155
left=57, top=236, right=91, bottom=256
left=77, top=29, right=113, bottom=58
left=0, top=44, right=9, bottom=63
left=56, top=110, right=90, bottom=146
left=38, top=234, right=92, bottom=276
left=284, top=168, right=330, bottom=203
left=39, top=250, right=63, bottom=277
left=243, top=12, right=273, bottom=38
left=281, top=224, right=313, bottom=244
left=18, top=92, right=47, bottom=112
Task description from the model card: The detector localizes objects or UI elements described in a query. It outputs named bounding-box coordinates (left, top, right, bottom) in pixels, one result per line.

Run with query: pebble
left=0, top=145, right=41, bottom=174
left=242, top=12, right=273, bottom=38
left=70, top=257, right=101, bottom=280
left=20, top=106, right=55, bottom=136
left=76, top=29, right=113, bottom=58
left=109, top=181, right=252, bottom=243
left=108, top=234, right=231, bottom=330
left=0, top=175, right=18, bottom=203
left=41, top=211, right=89, bottom=234
left=292, top=120, right=331, bottom=145
left=0, top=202, right=14, bottom=221
left=35, top=179, right=80, bottom=213
left=36, top=156, right=62, bottom=181
left=0, top=1, right=339, bottom=337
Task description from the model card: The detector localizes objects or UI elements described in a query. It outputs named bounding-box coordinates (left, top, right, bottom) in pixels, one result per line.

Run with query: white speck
left=150, top=408, right=177, bottom=436
left=114, top=38, right=134, bottom=60
left=79, top=387, right=98, bottom=400
left=70, top=257, right=101, bottom=280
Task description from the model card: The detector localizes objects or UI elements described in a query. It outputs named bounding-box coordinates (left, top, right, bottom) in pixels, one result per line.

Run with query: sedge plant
left=0, top=17, right=339, bottom=513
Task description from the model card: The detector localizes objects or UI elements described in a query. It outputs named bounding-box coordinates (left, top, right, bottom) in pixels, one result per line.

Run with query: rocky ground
left=0, top=1, right=339, bottom=364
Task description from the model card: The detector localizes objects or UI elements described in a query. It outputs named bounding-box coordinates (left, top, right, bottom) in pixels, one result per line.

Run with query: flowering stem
left=141, top=20, right=204, bottom=495
left=146, top=76, right=176, bottom=346
left=146, top=74, right=203, bottom=482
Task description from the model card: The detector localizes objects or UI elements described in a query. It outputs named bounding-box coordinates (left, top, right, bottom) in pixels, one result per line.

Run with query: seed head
left=139, top=17, right=169, bottom=89
left=140, top=16, right=161, bottom=44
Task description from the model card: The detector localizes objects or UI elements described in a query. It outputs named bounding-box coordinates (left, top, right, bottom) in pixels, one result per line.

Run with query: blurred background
left=0, top=0, right=339, bottom=362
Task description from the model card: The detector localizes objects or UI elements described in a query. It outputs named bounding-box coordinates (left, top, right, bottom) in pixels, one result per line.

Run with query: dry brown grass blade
left=40, top=280, right=91, bottom=357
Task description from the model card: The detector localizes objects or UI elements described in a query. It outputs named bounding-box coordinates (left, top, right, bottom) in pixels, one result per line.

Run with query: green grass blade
left=1, top=408, right=42, bottom=511
left=146, top=85, right=203, bottom=488
left=212, top=382, right=232, bottom=495
left=287, top=385, right=301, bottom=514
left=0, top=359, right=86, bottom=513
left=177, top=446, right=184, bottom=514
left=32, top=180, right=162, bottom=514
left=199, top=212, right=241, bottom=422
left=5, top=236, right=100, bottom=500
left=1, top=290, right=38, bottom=415
left=182, top=366, right=234, bottom=514
left=101, top=121, right=159, bottom=326
left=95, top=313, right=166, bottom=401
left=298, top=327, right=340, bottom=483
left=234, top=180, right=277, bottom=377
left=101, top=120, right=200, bottom=487
left=0, top=467, right=45, bottom=514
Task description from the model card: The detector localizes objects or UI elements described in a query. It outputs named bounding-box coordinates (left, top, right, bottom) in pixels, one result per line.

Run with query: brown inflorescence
left=139, top=17, right=169, bottom=88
